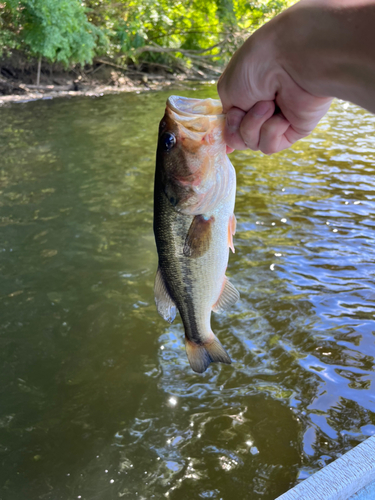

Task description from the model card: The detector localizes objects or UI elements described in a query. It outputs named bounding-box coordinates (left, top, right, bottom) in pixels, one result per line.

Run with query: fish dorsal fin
left=183, top=214, right=214, bottom=258
left=212, top=278, right=239, bottom=314
left=154, top=267, right=177, bottom=323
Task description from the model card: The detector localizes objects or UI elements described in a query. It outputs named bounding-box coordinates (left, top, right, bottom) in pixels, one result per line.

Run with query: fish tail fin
left=185, top=334, right=231, bottom=374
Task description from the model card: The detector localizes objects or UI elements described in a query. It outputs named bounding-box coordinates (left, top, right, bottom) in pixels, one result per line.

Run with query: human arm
left=217, top=0, right=375, bottom=154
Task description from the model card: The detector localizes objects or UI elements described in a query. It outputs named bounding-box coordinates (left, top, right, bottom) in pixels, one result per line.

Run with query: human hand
left=217, top=5, right=333, bottom=155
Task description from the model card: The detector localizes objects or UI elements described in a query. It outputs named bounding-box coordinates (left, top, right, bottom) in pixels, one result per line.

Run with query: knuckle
left=261, top=144, right=278, bottom=155
left=261, top=118, right=276, bottom=135
left=241, top=134, right=259, bottom=151
left=239, top=126, right=259, bottom=151
left=224, top=131, right=248, bottom=151
left=259, top=134, right=281, bottom=155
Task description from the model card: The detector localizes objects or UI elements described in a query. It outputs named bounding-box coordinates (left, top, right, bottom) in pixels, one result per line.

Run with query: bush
left=0, top=0, right=293, bottom=69
left=1, top=0, right=101, bottom=65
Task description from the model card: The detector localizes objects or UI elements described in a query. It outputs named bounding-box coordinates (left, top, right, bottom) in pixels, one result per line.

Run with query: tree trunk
left=36, top=56, right=41, bottom=86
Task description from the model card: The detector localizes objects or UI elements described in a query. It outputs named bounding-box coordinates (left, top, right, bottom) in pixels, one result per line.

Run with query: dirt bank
left=0, top=57, right=218, bottom=105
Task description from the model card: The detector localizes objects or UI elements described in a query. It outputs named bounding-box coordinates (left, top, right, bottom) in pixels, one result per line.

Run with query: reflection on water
left=0, top=88, right=374, bottom=499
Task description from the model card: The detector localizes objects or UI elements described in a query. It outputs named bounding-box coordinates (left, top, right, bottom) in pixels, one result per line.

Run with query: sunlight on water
left=0, top=87, right=374, bottom=499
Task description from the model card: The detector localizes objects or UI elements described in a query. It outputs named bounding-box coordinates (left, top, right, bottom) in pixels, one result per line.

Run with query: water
left=0, top=87, right=374, bottom=500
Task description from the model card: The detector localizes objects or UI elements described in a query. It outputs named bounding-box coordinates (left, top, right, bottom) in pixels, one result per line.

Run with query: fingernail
left=227, top=118, right=239, bottom=133
left=226, top=108, right=246, bottom=133
left=251, top=101, right=271, bottom=117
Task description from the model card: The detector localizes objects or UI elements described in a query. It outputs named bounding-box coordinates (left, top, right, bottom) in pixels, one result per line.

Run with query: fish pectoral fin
left=183, top=214, right=214, bottom=258
left=154, top=267, right=177, bottom=323
left=228, top=213, right=236, bottom=253
left=185, top=335, right=231, bottom=373
left=212, top=277, right=240, bottom=314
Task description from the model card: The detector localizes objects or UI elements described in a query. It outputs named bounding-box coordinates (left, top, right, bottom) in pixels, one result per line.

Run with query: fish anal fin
left=154, top=267, right=177, bottom=323
left=228, top=214, right=236, bottom=253
left=212, top=277, right=239, bottom=314
left=185, top=335, right=231, bottom=373
left=183, top=214, right=214, bottom=258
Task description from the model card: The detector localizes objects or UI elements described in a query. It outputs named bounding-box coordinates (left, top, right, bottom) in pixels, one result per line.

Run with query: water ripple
left=0, top=92, right=374, bottom=499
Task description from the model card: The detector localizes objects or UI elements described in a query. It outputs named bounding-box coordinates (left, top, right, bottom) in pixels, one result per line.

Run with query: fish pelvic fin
left=212, top=277, right=240, bottom=314
left=154, top=267, right=177, bottom=323
left=185, top=334, right=231, bottom=373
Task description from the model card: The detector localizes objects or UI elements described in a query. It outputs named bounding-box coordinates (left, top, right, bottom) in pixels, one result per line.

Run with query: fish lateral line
left=153, top=95, right=237, bottom=373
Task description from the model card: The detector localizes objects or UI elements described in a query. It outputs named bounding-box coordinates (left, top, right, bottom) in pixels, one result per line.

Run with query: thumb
left=217, top=52, right=258, bottom=114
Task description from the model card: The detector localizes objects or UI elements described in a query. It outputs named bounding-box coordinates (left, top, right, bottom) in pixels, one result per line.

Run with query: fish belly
left=157, top=181, right=235, bottom=345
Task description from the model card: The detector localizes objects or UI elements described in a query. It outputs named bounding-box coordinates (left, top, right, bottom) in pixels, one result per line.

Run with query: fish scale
left=153, top=96, right=239, bottom=373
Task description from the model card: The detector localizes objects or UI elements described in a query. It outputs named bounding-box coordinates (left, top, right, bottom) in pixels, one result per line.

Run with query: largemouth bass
left=153, top=96, right=239, bottom=373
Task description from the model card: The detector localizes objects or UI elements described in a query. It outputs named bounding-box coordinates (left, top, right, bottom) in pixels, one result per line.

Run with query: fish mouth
left=167, top=96, right=224, bottom=118
left=166, top=96, right=225, bottom=137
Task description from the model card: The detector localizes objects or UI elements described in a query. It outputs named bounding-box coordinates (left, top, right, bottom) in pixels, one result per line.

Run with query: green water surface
left=0, top=86, right=374, bottom=500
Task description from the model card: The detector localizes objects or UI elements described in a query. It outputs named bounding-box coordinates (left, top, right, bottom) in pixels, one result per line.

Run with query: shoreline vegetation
left=0, top=58, right=218, bottom=106
left=0, top=0, right=292, bottom=104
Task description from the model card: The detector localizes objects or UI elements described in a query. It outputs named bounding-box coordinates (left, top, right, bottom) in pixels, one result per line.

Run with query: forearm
left=217, top=0, right=375, bottom=154
left=278, top=0, right=375, bottom=112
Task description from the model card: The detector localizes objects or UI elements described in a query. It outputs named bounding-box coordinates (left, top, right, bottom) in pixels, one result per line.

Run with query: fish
left=153, top=95, right=239, bottom=373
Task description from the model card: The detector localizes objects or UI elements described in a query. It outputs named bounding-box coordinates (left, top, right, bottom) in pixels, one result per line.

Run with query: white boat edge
left=275, top=435, right=375, bottom=500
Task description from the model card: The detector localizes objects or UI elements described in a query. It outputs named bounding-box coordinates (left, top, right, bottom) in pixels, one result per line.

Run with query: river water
left=0, top=85, right=374, bottom=500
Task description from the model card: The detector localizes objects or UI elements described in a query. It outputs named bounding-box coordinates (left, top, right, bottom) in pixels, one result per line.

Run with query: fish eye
left=161, top=132, right=176, bottom=152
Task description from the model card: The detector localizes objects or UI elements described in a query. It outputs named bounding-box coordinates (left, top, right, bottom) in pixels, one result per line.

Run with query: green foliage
left=1, top=0, right=101, bottom=65
left=0, top=3, right=18, bottom=55
left=0, top=0, right=293, bottom=67
left=82, top=0, right=292, bottom=65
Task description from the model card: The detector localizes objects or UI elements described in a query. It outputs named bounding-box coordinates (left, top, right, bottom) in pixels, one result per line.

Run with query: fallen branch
left=95, top=58, right=127, bottom=71
left=85, top=63, right=105, bottom=75
left=135, top=39, right=226, bottom=56
left=193, top=60, right=222, bottom=75
left=93, top=50, right=220, bottom=82
left=134, top=44, right=219, bottom=58
left=20, top=83, right=81, bottom=91
left=94, top=58, right=146, bottom=76
left=0, top=78, right=28, bottom=95
left=139, top=61, right=175, bottom=73
left=135, top=47, right=222, bottom=75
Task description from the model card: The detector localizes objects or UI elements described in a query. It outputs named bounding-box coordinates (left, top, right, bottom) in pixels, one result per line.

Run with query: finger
left=258, top=114, right=310, bottom=155
left=223, top=107, right=247, bottom=150
left=226, top=146, right=235, bottom=154
left=238, top=101, right=275, bottom=151
left=217, top=38, right=259, bottom=114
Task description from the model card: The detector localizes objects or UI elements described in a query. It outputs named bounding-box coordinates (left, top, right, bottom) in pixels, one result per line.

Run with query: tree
left=82, top=0, right=292, bottom=66
left=0, top=0, right=293, bottom=80
left=2, top=0, right=101, bottom=83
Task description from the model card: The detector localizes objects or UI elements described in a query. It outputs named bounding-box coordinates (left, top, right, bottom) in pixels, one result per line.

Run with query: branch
left=94, top=58, right=145, bottom=76
left=134, top=40, right=226, bottom=57
left=139, top=61, right=174, bottom=73
left=133, top=45, right=222, bottom=75
left=94, top=58, right=127, bottom=71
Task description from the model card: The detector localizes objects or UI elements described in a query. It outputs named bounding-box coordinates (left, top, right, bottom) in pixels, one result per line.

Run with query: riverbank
left=0, top=76, right=215, bottom=106
left=0, top=58, right=220, bottom=106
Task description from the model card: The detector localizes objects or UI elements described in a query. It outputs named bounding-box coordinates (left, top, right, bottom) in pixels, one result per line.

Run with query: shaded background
left=0, top=0, right=293, bottom=87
